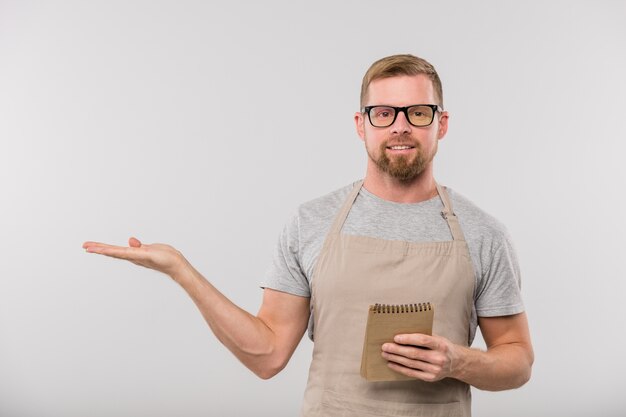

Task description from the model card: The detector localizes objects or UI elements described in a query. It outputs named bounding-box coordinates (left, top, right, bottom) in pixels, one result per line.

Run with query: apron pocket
left=321, top=389, right=462, bottom=417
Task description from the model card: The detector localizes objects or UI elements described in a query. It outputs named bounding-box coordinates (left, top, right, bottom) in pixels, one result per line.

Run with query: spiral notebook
left=360, top=302, right=434, bottom=381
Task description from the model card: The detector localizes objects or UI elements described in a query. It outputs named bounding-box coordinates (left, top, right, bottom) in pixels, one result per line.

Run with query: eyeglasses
left=362, top=104, right=442, bottom=128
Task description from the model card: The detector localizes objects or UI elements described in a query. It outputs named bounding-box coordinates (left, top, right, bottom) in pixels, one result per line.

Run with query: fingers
left=382, top=342, right=433, bottom=362
left=83, top=237, right=142, bottom=251
left=82, top=241, right=104, bottom=249
left=383, top=350, right=439, bottom=374
left=381, top=341, right=445, bottom=382
left=393, top=333, right=440, bottom=350
left=84, top=244, right=132, bottom=259
left=82, top=239, right=145, bottom=262
left=386, top=360, right=436, bottom=381
left=82, top=241, right=114, bottom=253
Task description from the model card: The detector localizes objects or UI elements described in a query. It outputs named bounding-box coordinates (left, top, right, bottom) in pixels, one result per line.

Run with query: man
left=83, top=54, right=533, bottom=416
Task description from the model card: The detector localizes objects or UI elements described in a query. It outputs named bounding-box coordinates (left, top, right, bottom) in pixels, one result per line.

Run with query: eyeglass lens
left=369, top=105, right=435, bottom=127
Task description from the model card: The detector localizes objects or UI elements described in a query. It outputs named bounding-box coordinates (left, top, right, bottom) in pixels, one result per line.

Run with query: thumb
left=129, top=236, right=142, bottom=247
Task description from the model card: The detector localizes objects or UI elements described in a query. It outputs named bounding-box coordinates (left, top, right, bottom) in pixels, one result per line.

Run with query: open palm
left=82, top=237, right=185, bottom=277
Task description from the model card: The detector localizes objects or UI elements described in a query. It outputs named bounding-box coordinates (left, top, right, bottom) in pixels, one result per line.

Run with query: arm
left=82, top=237, right=310, bottom=379
left=381, top=312, right=534, bottom=391
left=457, top=313, right=533, bottom=390
left=177, top=263, right=310, bottom=379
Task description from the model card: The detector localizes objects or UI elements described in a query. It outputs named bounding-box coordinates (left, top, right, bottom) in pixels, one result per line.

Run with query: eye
left=373, top=108, right=394, bottom=118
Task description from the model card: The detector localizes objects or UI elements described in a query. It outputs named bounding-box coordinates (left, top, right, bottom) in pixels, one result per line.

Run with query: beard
left=366, top=134, right=435, bottom=182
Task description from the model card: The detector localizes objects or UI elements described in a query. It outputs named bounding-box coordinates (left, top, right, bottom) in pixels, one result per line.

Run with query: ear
left=437, top=111, right=449, bottom=140
left=355, top=111, right=366, bottom=141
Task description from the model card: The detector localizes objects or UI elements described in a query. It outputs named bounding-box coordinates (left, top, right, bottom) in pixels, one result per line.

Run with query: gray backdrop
left=1, top=1, right=625, bottom=416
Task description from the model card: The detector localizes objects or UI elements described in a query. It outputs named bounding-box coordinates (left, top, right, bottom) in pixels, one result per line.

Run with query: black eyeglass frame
left=362, top=104, right=443, bottom=128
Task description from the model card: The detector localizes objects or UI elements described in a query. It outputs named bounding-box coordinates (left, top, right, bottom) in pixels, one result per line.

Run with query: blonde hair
left=360, top=54, right=443, bottom=109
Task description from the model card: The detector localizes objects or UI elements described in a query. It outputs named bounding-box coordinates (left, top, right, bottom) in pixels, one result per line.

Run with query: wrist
left=169, top=255, right=195, bottom=285
left=449, top=344, right=472, bottom=381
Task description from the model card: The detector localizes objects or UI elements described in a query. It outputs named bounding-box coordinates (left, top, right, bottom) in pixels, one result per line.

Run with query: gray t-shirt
left=261, top=181, right=525, bottom=343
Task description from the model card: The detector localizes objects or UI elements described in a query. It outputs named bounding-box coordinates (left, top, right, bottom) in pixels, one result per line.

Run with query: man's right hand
left=82, top=237, right=188, bottom=280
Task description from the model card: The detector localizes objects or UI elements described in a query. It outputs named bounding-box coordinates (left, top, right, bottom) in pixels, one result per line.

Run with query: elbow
left=520, top=354, right=534, bottom=387
left=510, top=348, right=534, bottom=389
left=252, top=358, right=288, bottom=380
left=482, top=346, right=534, bottom=391
left=228, top=335, right=292, bottom=380
left=514, top=364, right=532, bottom=389
left=242, top=345, right=289, bottom=380
left=255, top=367, right=280, bottom=380
left=497, top=340, right=534, bottom=390
left=483, top=365, right=532, bottom=392
left=518, top=345, right=534, bottom=387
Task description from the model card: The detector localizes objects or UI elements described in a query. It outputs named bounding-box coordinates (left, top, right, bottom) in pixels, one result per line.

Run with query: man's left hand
left=381, top=333, right=463, bottom=382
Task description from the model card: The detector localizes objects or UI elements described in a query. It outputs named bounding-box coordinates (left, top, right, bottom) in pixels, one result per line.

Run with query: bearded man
left=84, top=54, right=533, bottom=417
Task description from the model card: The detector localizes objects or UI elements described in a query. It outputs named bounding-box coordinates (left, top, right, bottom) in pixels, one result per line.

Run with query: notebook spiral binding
left=371, top=302, right=432, bottom=314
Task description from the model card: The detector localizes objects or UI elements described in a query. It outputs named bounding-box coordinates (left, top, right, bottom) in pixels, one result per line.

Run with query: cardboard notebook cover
left=360, top=302, right=434, bottom=382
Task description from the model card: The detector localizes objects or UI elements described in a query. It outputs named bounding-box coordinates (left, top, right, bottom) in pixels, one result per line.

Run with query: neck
left=362, top=164, right=438, bottom=203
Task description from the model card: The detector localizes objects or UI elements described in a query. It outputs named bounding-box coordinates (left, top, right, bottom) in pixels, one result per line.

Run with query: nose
left=390, top=110, right=412, bottom=135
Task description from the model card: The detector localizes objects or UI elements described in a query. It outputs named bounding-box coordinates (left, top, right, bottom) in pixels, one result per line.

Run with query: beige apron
left=301, top=180, right=475, bottom=417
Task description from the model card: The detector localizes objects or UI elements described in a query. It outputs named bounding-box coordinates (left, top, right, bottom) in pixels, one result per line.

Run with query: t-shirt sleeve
left=259, top=212, right=311, bottom=297
left=474, top=226, right=525, bottom=317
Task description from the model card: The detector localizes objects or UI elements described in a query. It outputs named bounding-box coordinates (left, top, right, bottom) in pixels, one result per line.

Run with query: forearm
left=171, top=261, right=281, bottom=379
left=453, top=342, right=533, bottom=391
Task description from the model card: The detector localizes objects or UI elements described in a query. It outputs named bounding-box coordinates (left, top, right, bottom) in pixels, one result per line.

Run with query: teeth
left=389, top=146, right=412, bottom=150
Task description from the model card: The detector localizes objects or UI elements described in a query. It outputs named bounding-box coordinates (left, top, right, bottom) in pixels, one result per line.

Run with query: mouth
left=386, top=145, right=416, bottom=154
left=387, top=145, right=415, bottom=150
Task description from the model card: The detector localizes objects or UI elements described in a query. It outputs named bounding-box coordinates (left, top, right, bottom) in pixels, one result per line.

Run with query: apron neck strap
left=326, top=179, right=466, bottom=242
left=435, top=182, right=466, bottom=242
left=327, top=180, right=364, bottom=237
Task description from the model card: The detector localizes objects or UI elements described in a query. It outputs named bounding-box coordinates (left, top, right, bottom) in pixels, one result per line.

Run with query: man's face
left=355, top=75, right=448, bottom=182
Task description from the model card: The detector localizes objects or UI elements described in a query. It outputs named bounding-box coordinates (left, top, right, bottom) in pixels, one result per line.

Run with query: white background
left=1, top=1, right=625, bottom=416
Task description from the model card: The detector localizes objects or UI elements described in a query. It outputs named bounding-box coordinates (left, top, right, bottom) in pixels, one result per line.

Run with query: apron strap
left=327, top=179, right=364, bottom=238
left=316, top=180, right=364, bottom=257
left=435, top=182, right=466, bottom=242
left=323, top=180, right=466, bottom=246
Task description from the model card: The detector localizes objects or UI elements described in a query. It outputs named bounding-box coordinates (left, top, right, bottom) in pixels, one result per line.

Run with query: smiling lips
left=386, top=144, right=417, bottom=154
left=387, top=145, right=414, bottom=150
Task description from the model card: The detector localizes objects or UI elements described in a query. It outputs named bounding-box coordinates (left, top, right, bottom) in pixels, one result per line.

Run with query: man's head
left=355, top=54, right=448, bottom=183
